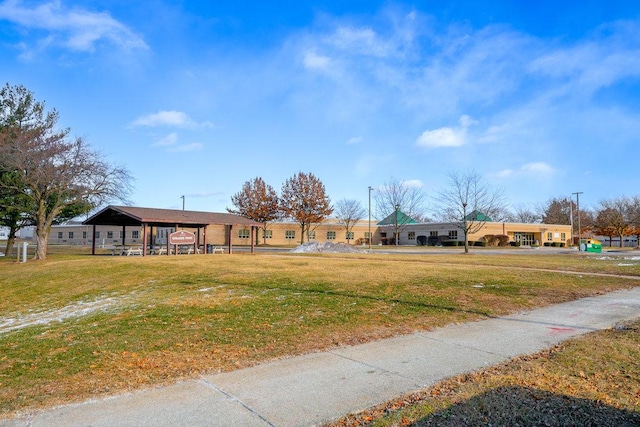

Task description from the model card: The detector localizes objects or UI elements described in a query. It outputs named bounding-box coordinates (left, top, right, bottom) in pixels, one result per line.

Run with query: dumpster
left=580, top=238, right=602, bottom=253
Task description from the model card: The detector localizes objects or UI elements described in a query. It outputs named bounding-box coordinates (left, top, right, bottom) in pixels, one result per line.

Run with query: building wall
left=49, top=220, right=570, bottom=247
left=384, top=221, right=572, bottom=246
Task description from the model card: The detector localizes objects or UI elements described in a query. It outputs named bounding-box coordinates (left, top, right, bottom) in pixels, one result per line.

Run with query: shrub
left=483, top=235, right=509, bottom=246
left=473, top=241, right=487, bottom=247
left=443, top=240, right=459, bottom=246
left=510, top=241, right=521, bottom=247
left=495, top=235, right=510, bottom=246
left=544, top=242, right=552, bottom=247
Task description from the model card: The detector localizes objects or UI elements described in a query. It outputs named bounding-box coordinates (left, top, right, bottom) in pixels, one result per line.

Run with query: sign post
left=169, top=230, right=196, bottom=255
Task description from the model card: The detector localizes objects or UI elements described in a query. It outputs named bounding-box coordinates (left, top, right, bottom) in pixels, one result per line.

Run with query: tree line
left=229, top=171, right=507, bottom=253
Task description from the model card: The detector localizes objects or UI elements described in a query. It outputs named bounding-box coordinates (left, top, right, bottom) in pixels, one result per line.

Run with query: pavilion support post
left=250, top=226, right=255, bottom=253
left=91, top=225, right=96, bottom=255
left=121, top=225, right=126, bottom=247
left=142, top=223, right=148, bottom=257
left=203, top=225, right=208, bottom=255
left=228, top=225, right=233, bottom=254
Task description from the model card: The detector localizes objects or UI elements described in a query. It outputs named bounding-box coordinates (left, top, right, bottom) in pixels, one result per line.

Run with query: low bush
left=443, top=240, right=459, bottom=246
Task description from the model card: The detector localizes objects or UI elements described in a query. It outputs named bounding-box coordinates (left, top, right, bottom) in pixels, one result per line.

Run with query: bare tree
left=334, top=199, right=366, bottom=244
left=280, top=172, right=333, bottom=244
left=435, top=170, right=506, bottom=254
left=228, top=177, right=280, bottom=244
left=0, top=84, right=132, bottom=260
left=507, top=204, right=540, bottom=223
left=373, top=177, right=426, bottom=245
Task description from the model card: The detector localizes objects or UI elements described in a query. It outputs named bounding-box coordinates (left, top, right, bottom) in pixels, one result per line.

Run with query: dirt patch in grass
left=328, top=319, right=640, bottom=427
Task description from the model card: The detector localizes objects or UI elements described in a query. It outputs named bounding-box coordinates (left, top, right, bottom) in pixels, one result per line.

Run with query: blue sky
left=1, top=1, right=639, bottom=216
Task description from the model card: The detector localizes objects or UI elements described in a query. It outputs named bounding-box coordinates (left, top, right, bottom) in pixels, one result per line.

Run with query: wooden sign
left=169, top=230, right=196, bottom=245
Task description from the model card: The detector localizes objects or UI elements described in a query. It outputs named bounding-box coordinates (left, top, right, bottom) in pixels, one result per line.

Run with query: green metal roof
left=377, top=210, right=418, bottom=225
left=465, top=210, right=492, bottom=222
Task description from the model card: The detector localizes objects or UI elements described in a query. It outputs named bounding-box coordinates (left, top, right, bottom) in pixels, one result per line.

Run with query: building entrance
left=514, top=232, right=535, bottom=246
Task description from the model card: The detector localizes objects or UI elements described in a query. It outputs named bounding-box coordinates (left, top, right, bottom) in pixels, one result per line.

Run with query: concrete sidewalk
left=4, top=287, right=640, bottom=427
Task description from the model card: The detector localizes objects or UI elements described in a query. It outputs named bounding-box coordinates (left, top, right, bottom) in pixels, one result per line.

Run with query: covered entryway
left=83, top=205, right=262, bottom=256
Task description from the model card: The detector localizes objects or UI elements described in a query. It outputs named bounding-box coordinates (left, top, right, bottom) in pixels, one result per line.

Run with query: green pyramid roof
left=465, top=210, right=492, bottom=222
left=377, top=210, right=418, bottom=225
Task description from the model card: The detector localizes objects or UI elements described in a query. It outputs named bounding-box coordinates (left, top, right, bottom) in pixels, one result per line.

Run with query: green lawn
left=0, top=248, right=638, bottom=417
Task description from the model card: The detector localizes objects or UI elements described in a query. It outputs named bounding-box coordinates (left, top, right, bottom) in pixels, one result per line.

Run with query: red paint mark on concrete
left=548, top=327, right=575, bottom=335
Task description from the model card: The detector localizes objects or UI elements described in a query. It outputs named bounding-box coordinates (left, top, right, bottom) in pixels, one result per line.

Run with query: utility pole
left=181, top=195, right=185, bottom=211
left=572, top=192, right=583, bottom=250
left=569, top=197, right=574, bottom=248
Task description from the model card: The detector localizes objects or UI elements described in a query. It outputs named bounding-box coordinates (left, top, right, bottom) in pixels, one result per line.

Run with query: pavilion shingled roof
left=83, top=205, right=262, bottom=228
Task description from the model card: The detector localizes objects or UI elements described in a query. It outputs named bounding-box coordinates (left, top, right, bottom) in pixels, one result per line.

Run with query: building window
left=96, top=231, right=101, bottom=238
left=238, top=229, right=250, bottom=239
left=327, top=231, right=336, bottom=240
left=364, top=231, right=371, bottom=238
left=263, top=229, right=272, bottom=239
left=285, top=230, right=296, bottom=240
left=448, top=230, right=458, bottom=239
left=561, top=232, right=566, bottom=241
left=120, top=231, right=124, bottom=239
left=58, top=232, right=63, bottom=239
left=82, top=231, right=87, bottom=239
left=107, top=231, right=113, bottom=239
left=547, top=232, right=553, bottom=241
left=430, top=231, right=438, bottom=237
left=408, top=231, right=416, bottom=240
left=68, top=232, right=74, bottom=239
left=380, top=232, right=387, bottom=238
left=308, top=230, right=316, bottom=240
left=346, top=231, right=354, bottom=240
left=132, top=230, right=139, bottom=239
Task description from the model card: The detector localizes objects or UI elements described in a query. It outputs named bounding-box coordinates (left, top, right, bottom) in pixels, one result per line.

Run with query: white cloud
left=131, top=111, right=212, bottom=129
left=493, top=162, right=555, bottom=180
left=494, top=169, right=514, bottom=179
left=303, top=50, right=331, bottom=70
left=415, top=114, right=478, bottom=149
left=458, top=114, right=478, bottom=128
left=346, top=136, right=362, bottom=144
left=416, top=127, right=465, bottom=148
left=152, top=132, right=178, bottom=147
left=0, top=0, right=148, bottom=52
left=401, top=179, right=423, bottom=189
left=521, top=162, right=555, bottom=174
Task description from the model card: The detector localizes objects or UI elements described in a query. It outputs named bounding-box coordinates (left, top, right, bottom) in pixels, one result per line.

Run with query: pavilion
left=82, top=205, right=262, bottom=256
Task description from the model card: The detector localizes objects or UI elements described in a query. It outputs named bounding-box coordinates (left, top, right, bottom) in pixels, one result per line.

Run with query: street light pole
left=368, top=186, right=373, bottom=250
left=572, top=192, right=583, bottom=250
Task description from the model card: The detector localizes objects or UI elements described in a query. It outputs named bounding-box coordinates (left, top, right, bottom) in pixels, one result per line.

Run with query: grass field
left=0, top=246, right=639, bottom=419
